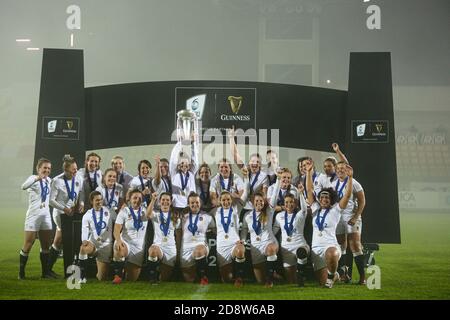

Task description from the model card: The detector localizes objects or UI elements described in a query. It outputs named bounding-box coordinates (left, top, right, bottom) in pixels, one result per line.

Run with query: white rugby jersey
left=150, top=210, right=180, bottom=247
left=310, top=202, right=343, bottom=250
left=49, top=173, right=85, bottom=214
left=213, top=204, right=242, bottom=245
left=273, top=209, right=307, bottom=246
left=116, top=206, right=149, bottom=247
left=22, top=175, right=52, bottom=216
left=81, top=206, right=113, bottom=244
left=95, top=183, right=123, bottom=215
left=181, top=211, right=215, bottom=246
left=241, top=207, right=276, bottom=244
left=169, top=141, right=199, bottom=208
left=210, top=173, right=245, bottom=195
left=129, top=175, right=152, bottom=192
left=152, top=176, right=172, bottom=194
left=331, top=177, right=363, bottom=215
left=244, top=170, right=269, bottom=210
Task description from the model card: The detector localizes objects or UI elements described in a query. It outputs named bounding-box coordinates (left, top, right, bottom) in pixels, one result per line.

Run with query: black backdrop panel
left=346, top=52, right=400, bottom=243
left=33, top=48, right=85, bottom=173
left=85, top=81, right=347, bottom=152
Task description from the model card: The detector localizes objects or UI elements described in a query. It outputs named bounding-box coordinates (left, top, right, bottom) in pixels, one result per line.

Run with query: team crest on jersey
left=115, top=191, right=119, bottom=196
left=76, top=182, right=79, bottom=187
left=314, top=181, right=319, bottom=186
left=199, top=216, right=203, bottom=221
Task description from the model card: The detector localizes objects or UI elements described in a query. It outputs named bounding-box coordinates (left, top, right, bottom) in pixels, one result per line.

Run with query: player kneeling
left=272, top=182, right=310, bottom=286
left=304, top=161, right=354, bottom=288
left=180, top=193, right=216, bottom=285
left=112, top=189, right=149, bottom=284
left=78, top=191, right=113, bottom=283
left=145, top=192, right=181, bottom=284
left=241, top=192, right=279, bottom=288
left=213, top=167, right=249, bottom=287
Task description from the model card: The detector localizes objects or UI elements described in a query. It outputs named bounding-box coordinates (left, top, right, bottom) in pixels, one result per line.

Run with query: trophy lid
left=177, top=109, right=197, bottom=120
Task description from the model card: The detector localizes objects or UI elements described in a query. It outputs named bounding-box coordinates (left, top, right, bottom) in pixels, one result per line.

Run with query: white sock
left=297, top=258, right=307, bottom=265
left=79, top=254, right=88, bottom=260
left=353, top=251, right=363, bottom=257
left=235, top=257, right=246, bottom=263
left=20, top=250, right=29, bottom=257
left=148, top=255, right=158, bottom=262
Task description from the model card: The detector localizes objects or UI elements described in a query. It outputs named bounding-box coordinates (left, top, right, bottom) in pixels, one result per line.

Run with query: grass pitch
left=1, top=210, right=449, bottom=300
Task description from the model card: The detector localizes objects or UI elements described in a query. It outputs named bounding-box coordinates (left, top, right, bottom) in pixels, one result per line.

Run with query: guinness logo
left=375, top=124, right=383, bottom=133
left=228, top=96, right=243, bottom=114
left=66, top=120, right=74, bottom=130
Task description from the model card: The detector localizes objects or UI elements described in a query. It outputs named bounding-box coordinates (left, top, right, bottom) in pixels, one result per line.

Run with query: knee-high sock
left=233, top=256, right=246, bottom=279
left=40, top=250, right=49, bottom=276
left=353, top=252, right=366, bottom=279
left=147, top=256, right=159, bottom=281
left=112, top=257, right=125, bottom=278
left=19, top=250, right=29, bottom=277
left=296, top=247, right=308, bottom=277
left=47, top=245, right=60, bottom=272
left=345, top=252, right=354, bottom=279
left=78, top=253, right=88, bottom=279
left=337, top=250, right=347, bottom=276
left=266, top=255, right=278, bottom=282
left=195, top=255, right=208, bottom=279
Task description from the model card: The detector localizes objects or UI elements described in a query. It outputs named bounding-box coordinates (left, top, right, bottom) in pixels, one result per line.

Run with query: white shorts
left=311, top=245, right=342, bottom=271
left=152, top=243, right=177, bottom=267
left=52, top=211, right=62, bottom=231
left=180, top=242, right=209, bottom=268
left=87, top=239, right=112, bottom=263
left=336, top=214, right=362, bottom=235
left=281, top=243, right=310, bottom=268
left=24, top=212, right=52, bottom=232
left=216, top=243, right=238, bottom=267
left=117, top=239, right=145, bottom=267
left=250, top=239, right=278, bottom=265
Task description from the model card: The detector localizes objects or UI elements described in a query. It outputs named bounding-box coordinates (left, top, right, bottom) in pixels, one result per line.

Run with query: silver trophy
left=177, top=109, right=198, bottom=142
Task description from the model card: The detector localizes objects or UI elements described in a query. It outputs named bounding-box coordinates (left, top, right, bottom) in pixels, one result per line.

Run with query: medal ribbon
left=129, top=206, right=143, bottom=231
left=220, top=207, right=233, bottom=234
left=252, top=209, right=262, bottom=236
left=188, top=212, right=200, bottom=236
left=315, top=208, right=330, bottom=232
left=159, top=210, right=171, bottom=237
left=284, top=211, right=297, bottom=237
left=92, top=208, right=107, bottom=237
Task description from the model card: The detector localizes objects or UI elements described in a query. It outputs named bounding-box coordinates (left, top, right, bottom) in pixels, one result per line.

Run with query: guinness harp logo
left=375, top=123, right=383, bottom=133
left=228, top=96, right=243, bottom=114
left=66, top=120, right=74, bottom=129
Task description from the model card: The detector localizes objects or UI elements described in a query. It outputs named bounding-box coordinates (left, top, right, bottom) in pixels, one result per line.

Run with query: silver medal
left=256, top=236, right=261, bottom=241
left=319, top=232, right=323, bottom=237
left=287, top=237, right=291, bottom=242
left=224, top=234, right=229, bottom=239
left=163, top=236, right=168, bottom=242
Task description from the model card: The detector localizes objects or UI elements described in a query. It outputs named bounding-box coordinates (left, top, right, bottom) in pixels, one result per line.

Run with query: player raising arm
left=305, top=160, right=354, bottom=288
